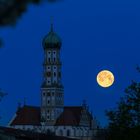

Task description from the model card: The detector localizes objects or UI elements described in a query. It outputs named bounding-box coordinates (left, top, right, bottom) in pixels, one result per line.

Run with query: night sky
left=0, top=0, right=140, bottom=126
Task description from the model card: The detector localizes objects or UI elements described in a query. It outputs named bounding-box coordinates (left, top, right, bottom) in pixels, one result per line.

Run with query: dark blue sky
left=0, top=0, right=140, bottom=126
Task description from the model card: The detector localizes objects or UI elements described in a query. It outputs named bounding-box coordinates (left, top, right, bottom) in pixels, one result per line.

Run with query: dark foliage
left=106, top=70, right=140, bottom=140
left=0, top=0, right=60, bottom=26
left=0, top=0, right=60, bottom=47
left=0, top=89, right=7, bottom=101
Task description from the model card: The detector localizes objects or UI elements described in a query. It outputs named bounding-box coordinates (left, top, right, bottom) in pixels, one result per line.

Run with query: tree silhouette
left=0, top=89, right=7, bottom=101
left=0, top=0, right=61, bottom=47
left=106, top=70, right=140, bottom=140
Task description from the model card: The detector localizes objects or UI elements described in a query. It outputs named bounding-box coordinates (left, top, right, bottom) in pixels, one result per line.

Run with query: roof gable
left=10, top=105, right=93, bottom=127
left=55, top=106, right=83, bottom=126
left=10, top=105, right=40, bottom=126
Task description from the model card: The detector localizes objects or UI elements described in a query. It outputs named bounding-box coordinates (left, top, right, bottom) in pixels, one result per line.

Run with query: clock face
left=47, top=72, right=51, bottom=77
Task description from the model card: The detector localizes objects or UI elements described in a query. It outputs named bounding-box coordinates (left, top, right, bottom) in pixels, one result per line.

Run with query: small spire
left=82, top=99, right=87, bottom=109
left=24, top=97, right=26, bottom=106
left=17, top=102, right=21, bottom=109
left=82, top=99, right=86, bottom=106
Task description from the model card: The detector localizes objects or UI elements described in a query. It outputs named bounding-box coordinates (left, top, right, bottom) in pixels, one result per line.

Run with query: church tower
left=41, top=24, right=64, bottom=125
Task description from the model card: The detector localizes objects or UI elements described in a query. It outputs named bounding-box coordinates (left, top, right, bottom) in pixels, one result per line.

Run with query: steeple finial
left=50, top=16, right=54, bottom=32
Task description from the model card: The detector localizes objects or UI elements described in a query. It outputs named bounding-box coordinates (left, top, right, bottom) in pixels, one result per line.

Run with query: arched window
left=67, top=130, right=70, bottom=136
left=43, top=92, right=45, bottom=96
left=47, top=129, right=51, bottom=135
left=59, top=130, right=63, bottom=136
left=54, top=72, right=56, bottom=76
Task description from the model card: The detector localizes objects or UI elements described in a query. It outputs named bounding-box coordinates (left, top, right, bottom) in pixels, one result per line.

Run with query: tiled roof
left=55, top=106, right=83, bottom=126
left=10, top=105, right=41, bottom=126
left=10, top=105, right=91, bottom=126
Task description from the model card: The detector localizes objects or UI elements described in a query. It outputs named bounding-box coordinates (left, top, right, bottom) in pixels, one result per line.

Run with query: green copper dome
left=42, top=24, right=62, bottom=49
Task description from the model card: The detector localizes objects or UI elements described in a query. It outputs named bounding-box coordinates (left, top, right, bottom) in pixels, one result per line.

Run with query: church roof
left=10, top=105, right=40, bottom=126
left=42, top=24, right=62, bottom=49
left=55, top=106, right=83, bottom=126
left=10, top=105, right=92, bottom=126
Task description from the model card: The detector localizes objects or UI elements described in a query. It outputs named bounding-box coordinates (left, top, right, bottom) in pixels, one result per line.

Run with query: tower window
left=53, top=52, right=56, bottom=54
left=58, top=72, right=61, bottom=77
left=47, top=100, right=50, bottom=104
left=54, top=72, right=56, bottom=76
left=47, top=116, right=50, bottom=120
left=47, top=81, right=50, bottom=84
left=54, top=58, right=56, bottom=62
left=47, top=72, right=51, bottom=77
left=48, top=58, right=50, bottom=62
left=48, top=67, right=50, bottom=69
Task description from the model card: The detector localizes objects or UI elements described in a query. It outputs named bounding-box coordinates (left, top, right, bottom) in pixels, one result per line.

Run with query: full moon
left=97, top=70, right=114, bottom=88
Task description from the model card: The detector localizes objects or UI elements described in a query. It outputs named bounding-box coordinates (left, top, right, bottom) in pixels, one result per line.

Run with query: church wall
left=10, top=125, right=94, bottom=140
left=55, top=126, right=93, bottom=139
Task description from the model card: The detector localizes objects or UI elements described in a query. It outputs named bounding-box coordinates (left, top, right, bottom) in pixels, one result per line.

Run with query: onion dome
left=42, top=24, right=62, bottom=49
